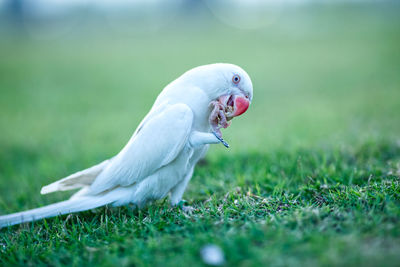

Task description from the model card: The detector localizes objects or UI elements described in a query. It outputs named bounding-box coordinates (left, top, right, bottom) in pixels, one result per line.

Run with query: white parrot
left=0, top=63, right=253, bottom=227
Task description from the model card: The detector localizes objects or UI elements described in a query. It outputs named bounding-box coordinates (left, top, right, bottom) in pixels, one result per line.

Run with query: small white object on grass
left=200, top=244, right=225, bottom=266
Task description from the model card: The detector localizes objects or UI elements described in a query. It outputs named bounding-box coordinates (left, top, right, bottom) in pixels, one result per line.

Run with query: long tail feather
left=0, top=195, right=114, bottom=228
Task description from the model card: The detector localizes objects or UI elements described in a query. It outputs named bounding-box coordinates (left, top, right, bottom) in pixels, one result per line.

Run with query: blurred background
left=0, top=0, right=399, bottom=206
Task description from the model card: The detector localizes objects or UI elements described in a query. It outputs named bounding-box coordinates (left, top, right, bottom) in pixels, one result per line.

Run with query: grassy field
left=1, top=4, right=400, bottom=266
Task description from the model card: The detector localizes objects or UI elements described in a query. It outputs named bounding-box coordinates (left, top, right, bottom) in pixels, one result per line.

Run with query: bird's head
left=182, top=63, right=253, bottom=135
left=212, top=64, right=253, bottom=120
left=183, top=63, right=252, bottom=115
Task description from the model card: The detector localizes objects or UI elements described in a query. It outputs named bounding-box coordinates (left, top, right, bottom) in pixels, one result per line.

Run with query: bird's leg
left=189, top=131, right=220, bottom=148
left=170, top=168, right=194, bottom=206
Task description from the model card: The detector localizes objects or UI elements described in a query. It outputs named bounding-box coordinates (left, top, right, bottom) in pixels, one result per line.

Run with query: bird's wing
left=40, top=158, right=111, bottom=194
left=89, top=103, right=194, bottom=195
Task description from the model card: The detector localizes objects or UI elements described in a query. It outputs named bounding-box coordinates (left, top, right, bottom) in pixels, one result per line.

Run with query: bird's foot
left=209, top=100, right=231, bottom=148
left=209, top=101, right=228, bottom=135
left=182, top=205, right=195, bottom=213
left=177, top=200, right=195, bottom=214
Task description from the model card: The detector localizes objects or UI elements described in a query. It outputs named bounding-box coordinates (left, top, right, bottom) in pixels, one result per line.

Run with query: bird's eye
left=232, top=74, right=241, bottom=84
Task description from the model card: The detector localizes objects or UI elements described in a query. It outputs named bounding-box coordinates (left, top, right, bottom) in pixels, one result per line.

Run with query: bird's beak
left=218, top=94, right=250, bottom=119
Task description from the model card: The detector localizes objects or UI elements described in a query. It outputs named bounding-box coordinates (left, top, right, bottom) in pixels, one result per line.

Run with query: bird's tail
left=0, top=195, right=116, bottom=228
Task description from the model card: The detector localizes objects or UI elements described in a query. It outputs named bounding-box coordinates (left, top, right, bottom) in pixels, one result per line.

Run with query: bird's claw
left=182, top=205, right=195, bottom=213
left=209, top=101, right=231, bottom=146
left=212, top=131, right=230, bottom=148
left=177, top=200, right=195, bottom=213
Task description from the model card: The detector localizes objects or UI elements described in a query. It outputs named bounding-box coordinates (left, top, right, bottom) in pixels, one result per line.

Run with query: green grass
left=1, top=4, right=400, bottom=266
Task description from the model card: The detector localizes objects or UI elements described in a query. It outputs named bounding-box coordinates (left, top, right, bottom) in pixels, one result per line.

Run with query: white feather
left=0, top=192, right=122, bottom=227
